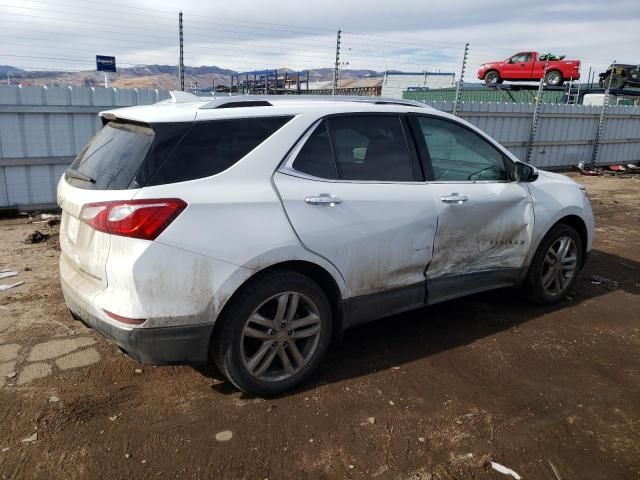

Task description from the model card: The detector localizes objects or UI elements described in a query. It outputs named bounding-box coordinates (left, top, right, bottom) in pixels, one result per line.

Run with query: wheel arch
left=545, top=69, right=564, bottom=83
left=483, top=69, right=500, bottom=80
left=522, top=214, right=589, bottom=283
left=555, top=215, right=588, bottom=267
left=519, top=213, right=589, bottom=284
left=211, top=260, right=346, bottom=348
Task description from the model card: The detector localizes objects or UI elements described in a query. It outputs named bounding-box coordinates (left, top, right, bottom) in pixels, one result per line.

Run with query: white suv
left=58, top=94, right=594, bottom=395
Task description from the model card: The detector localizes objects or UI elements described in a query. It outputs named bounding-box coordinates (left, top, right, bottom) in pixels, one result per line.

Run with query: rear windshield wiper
left=66, top=168, right=96, bottom=184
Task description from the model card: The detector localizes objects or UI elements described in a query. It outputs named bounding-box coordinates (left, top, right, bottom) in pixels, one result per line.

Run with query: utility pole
left=591, top=60, right=616, bottom=167
left=178, top=11, right=184, bottom=91
left=452, top=43, right=469, bottom=116
left=526, top=58, right=549, bottom=163
left=332, top=29, right=341, bottom=95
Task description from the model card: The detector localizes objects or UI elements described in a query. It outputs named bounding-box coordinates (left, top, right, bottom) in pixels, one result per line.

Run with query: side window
left=416, top=117, right=507, bottom=182
left=511, top=53, right=532, bottom=63
left=147, top=116, right=292, bottom=185
left=327, top=116, right=414, bottom=182
left=292, top=122, right=338, bottom=179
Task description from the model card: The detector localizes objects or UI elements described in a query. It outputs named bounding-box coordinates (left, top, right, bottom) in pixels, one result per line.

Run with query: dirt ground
left=0, top=172, right=639, bottom=480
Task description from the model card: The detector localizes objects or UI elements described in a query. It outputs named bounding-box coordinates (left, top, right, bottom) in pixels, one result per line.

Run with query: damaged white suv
left=58, top=94, right=594, bottom=395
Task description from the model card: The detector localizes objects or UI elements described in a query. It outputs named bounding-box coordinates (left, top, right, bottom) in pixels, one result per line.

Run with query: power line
left=0, top=53, right=139, bottom=67
left=1, top=1, right=517, bottom=56
left=0, top=0, right=336, bottom=34
left=1, top=7, right=515, bottom=66
left=0, top=15, right=336, bottom=52
left=0, top=27, right=338, bottom=60
left=0, top=2, right=336, bottom=45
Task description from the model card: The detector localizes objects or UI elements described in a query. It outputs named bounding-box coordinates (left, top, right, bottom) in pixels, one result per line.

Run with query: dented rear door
left=275, top=115, right=438, bottom=299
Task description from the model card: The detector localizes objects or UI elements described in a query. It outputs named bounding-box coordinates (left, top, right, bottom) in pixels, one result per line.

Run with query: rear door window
left=147, top=116, right=292, bottom=185
left=291, top=122, right=338, bottom=179
left=327, top=115, right=415, bottom=182
left=66, top=121, right=154, bottom=190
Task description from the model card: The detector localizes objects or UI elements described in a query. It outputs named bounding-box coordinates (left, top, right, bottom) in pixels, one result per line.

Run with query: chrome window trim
left=279, top=118, right=426, bottom=185
left=278, top=115, right=516, bottom=186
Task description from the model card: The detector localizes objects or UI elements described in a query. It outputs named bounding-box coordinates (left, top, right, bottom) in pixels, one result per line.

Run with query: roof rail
left=199, top=95, right=429, bottom=109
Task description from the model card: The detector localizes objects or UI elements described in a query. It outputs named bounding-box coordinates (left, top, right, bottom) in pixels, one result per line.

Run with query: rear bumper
left=61, top=277, right=213, bottom=364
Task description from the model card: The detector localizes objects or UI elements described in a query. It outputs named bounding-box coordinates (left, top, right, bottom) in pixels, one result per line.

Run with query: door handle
left=440, top=193, right=468, bottom=204
left=305, top=194, right=342, bottom=206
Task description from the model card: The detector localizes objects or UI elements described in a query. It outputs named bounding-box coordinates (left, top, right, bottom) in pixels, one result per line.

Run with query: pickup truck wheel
left=544, top=70, right=564, bottom=86
left=524, top=224, right=583, bottom=304
left=608, top=75, right=625, bottom=89
left=212, top=270, right=333, bottom=396
left=484, top=70, right=502, bottom=85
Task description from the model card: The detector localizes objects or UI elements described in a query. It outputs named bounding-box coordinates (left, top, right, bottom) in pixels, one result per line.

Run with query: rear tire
left=212, top=270, right=333, bottom=396
left=608, top=74, right=625, bottom=89
left=524, top=224, right=583, bottom=304
left=544, top=70, right=564, bottom=86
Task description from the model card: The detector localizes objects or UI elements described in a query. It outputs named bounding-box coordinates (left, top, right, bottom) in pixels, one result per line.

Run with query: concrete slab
left=17, top=363, right=52, bottom=385
left=0, top=343, right=20, bottom=362
left=55, top=348, right=100, bottom=370
left=0, top=361, right=16, bottom=388
left=0, top=361, right=16, bottom=378
left=0, top=316, right=13, bottom=334
left=27, top=337, right=96, bottom=362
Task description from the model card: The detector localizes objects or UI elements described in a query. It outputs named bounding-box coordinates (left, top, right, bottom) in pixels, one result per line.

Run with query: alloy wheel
left=546, top=72, right=561, bottom=86
left=541, top=236, right=578, bottom=296
left=486, top=72, right=498, bottom=84
left=240, top=292, right=322, bottom=382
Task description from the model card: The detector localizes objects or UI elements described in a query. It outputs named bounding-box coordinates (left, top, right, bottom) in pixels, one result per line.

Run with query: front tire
left=212, top=271, right=333, bottom=396
left=525, top=224, right=583, bottom=304
left=484, top=70, right=503, bottom=85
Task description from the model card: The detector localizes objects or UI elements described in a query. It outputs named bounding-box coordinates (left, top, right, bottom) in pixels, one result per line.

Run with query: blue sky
left=1, top=0, right=638, bottom=76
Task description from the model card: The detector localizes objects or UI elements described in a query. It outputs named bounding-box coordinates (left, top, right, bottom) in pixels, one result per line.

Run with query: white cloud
left=0, top=0, right=638, bottom=76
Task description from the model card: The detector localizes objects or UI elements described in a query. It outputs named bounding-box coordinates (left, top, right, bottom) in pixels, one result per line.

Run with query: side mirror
left=515, top=162, right=539, bottom=182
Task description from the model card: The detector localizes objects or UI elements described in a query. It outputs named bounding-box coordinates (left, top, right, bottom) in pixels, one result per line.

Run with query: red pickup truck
left=477, top=52, right=581, bottom=86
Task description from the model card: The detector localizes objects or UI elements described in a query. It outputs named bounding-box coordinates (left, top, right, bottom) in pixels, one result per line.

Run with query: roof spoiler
left=168, top=91, right=204, bottom=103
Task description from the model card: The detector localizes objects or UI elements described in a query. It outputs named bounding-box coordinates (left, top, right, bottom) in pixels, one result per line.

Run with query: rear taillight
left=79, top=198, right=187, bottom=240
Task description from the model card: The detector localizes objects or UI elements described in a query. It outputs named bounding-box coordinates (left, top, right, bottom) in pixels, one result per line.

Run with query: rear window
left=66, top=121, right=154, bottom=190
left=66, top=116, right=293, bottom=190
left=146, top=116, right=292, bottom=186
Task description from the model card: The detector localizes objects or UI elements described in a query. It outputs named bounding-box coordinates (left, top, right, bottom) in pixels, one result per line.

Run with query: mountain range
left=0, top=64, right=383, bottom=90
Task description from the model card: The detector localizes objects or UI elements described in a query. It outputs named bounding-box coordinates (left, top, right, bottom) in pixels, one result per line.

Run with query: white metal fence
left=1, top=87, right=639, bottom=210
left=427, top=100, right=640, bottom=169
left=0, top=85, right=169, bottom=209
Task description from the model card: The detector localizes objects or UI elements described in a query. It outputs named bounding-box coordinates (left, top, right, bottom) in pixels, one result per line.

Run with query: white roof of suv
left=100, top=92, right=432, bottom=124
